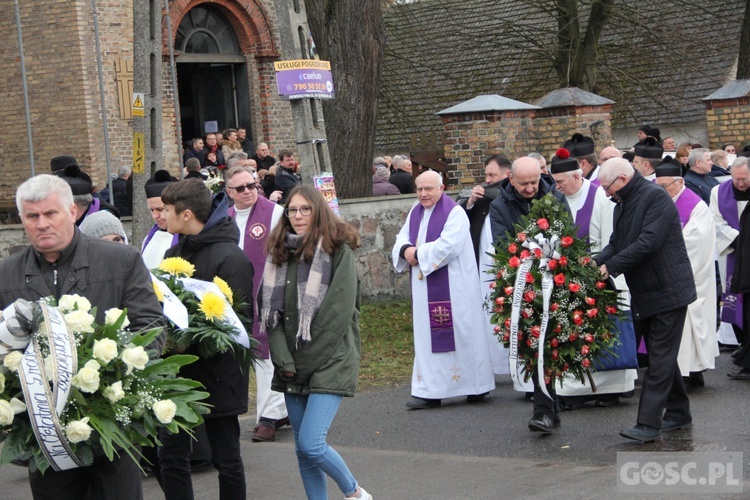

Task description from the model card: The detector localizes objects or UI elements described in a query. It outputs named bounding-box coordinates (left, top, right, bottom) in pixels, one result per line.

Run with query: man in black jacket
left=595, top=158, right=696, bottom=443
left=489, top=157, right=567, bottom=244
left=489, top=157, right=568, bottom=434
left=274, top=150, right=301, bottom=204
left=389, top=156, right=416, bottom=194
left=2, top=174, right=165, bottom=499
left=158, top=179, right=254, bottom=499
left=460, top=154, right=510, bottom=264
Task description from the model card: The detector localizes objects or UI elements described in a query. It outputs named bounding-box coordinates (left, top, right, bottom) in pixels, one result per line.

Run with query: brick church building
left=0, top=0, right=297, bottom=209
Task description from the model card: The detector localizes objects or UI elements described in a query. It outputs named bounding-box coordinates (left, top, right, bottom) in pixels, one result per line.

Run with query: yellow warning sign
left=132, top=93, right=144, bottom=118
left=133, top=132, right=145, bottom=174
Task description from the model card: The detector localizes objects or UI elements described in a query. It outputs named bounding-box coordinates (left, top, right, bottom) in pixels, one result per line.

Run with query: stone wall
left=705, top=97, right=750, bottom=150
left=0, top=194, right=421, bottom=301
left=339, top=195, right=415, bottom=301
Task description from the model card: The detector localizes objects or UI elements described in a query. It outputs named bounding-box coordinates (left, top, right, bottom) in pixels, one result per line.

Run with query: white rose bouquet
left=0, top=295, right=210, bottom=475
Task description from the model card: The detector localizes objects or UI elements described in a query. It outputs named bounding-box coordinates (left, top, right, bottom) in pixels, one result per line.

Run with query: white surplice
left=393, top=203, right=496, bottom=399
left=141, top=229, right=175, bottom=269
left=711, top=183, right=748, bottom=345
left=478, top=214, right=533, bottom=391
left=556, top=182, right=637, bottom=396
left=675, top=189, right=719, bottom=374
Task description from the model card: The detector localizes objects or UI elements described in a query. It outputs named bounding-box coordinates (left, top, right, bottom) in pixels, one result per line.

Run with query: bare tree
left=306, top=0, right=386, bottom=198
left=554, top=0, right=616, bottom=90
left=739, top=0, right=750, bottom=79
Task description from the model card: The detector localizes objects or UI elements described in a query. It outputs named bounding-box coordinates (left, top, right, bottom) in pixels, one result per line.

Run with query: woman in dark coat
left=261, top=185, right=371, bottom=500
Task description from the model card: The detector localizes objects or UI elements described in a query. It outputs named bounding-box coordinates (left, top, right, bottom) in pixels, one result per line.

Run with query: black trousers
left=732, top=293, right=750, bottom=368
left=634, top=306, right=692, bottom=428
left=28, top=453, right=143, bottom=500
left=531, top=373, right=559, bottom=419
left=153, top=415, right=245, bottom=500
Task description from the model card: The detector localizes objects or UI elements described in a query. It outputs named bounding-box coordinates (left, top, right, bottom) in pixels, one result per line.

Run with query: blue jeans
left=285, top=393, right=358, bottom=499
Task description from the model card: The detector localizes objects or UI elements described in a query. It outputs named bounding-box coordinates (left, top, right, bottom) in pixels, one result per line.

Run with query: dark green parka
left=268, top=243, right=361, bottom=397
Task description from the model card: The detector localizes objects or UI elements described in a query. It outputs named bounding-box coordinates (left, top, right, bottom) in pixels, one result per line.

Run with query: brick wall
left=705, top=97, right=750, bottom=150
left=534, top=105, right=614, bottom=159
left=440, top=104, right=613, bottom=187
left=0, top=1, right=96, bottom=204
left=441, top=111, right=538, bottom=188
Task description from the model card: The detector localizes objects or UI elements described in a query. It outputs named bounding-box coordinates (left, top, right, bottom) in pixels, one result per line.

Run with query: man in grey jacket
left=0, top=174, right=165, bottom=499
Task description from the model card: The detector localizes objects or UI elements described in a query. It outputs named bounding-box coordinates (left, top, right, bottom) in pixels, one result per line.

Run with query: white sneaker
left=345, top=486, right=372, bottom=500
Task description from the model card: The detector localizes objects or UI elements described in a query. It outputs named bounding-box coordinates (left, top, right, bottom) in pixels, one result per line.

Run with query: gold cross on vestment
left=431, top=305, right=451, bottom=325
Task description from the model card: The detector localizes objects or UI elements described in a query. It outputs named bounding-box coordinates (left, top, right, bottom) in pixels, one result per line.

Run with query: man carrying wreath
left=595, top=158, right=696, bottom=442
left=489, top=157, right=568, bottom=433
left=0, top=174, right=166, bottom=499
left=157, top=179, right=255, bottom=498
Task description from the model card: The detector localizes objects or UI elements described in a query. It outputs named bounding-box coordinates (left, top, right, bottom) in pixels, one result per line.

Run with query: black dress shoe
left=528, top=414, right=554, bottom=433
left=727, top=368, right=750, bottom=380
left=732, top=348, right=741, bottom=359
left=688, top=372, right=705, bottom=387
left=406, top=397, right=441, bottom=409
left=466, top=392, right=489, bottom=403
left=594, top=396, right=621, bottom=407
left=620, top=424, right=662, bottom=442
left=662, top=419, right=693, bottom=432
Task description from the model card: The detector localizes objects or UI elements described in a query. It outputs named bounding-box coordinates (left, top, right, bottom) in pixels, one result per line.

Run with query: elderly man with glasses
left=714, top=157, right=750, bottom=379
left=594, top=158, right=696, bottom=443
left=224, top=166, right=290, bottom=442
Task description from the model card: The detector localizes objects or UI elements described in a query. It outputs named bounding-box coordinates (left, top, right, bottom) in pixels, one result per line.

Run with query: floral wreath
left=487, top=193, right=624, bottom=387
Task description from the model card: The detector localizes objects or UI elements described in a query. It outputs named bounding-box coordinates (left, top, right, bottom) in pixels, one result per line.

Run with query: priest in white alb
left=655, top=159, right=718, bottom=385
left=550, top=148, right=638, bottom=407
left=393, top=170, right=496, bottom=409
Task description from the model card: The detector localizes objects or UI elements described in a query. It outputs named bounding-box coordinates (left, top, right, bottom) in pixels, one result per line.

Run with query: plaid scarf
left=259, top=233, right=331, bottom=348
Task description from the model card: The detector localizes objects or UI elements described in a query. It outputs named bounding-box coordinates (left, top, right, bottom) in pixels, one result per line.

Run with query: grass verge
left=358, top=300, right=414, bottom=390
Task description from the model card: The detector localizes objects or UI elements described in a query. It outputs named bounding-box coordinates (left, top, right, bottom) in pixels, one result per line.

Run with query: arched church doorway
left=175, top=5, right=251, bottom=142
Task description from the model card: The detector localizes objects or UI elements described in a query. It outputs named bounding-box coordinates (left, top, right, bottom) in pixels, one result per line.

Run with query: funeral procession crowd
left=1, top=124, right=749, bottom=499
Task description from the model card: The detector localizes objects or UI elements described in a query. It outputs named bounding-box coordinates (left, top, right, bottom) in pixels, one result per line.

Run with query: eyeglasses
left=602, top=175, right=623, bottom=193
left=285, top=206, right=312, bottom=218
left=733, top=177, right=750, bottom=185
left=227, top=183, right=257, bottom=193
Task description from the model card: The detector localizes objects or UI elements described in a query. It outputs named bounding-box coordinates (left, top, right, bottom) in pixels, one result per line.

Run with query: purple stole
left=87, top=197, right=101, bottom=216
left=718, top=180, right=743, bottom=326
left=575, top=182, right=598, bottom=240
left=674, top=188, right=701, bottom=229
left=141, top=224, right=179, bottom=251
left=408, top=194, right=457, bottom=353
left=228, top=197, right=276, bottom=358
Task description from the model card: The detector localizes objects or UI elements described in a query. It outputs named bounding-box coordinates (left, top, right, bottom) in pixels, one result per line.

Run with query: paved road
left=1, top=351, right=749, bottom=499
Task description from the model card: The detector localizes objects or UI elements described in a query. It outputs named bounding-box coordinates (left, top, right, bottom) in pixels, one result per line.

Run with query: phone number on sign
left=293, top=83, right=328, bottom=91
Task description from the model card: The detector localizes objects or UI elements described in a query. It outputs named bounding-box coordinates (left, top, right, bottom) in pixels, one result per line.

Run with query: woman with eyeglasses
left=260, top=185, right=372, bottom=500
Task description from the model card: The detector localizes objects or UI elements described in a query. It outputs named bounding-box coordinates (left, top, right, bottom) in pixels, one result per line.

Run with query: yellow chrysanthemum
left=199, top=292, right=226, bottom=322
left=158, top=257, right=195, bottom=277
left=152, top=279, right=164, bottom=302
left=213, top=277, right=234, bottom=305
